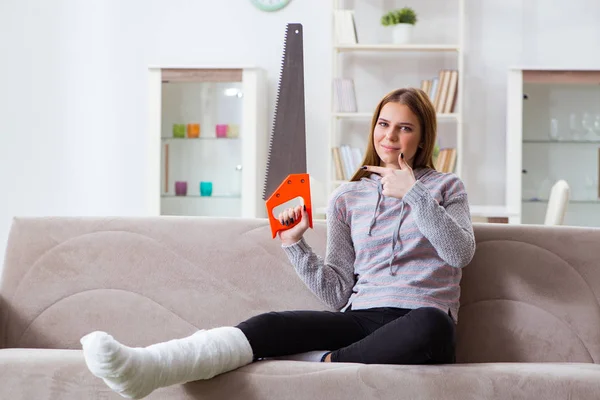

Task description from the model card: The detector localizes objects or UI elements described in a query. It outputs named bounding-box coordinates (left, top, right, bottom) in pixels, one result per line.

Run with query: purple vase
left=175, top=181, right=187, bottom=196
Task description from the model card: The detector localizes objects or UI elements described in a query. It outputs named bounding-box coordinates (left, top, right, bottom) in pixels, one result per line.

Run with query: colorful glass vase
left=187, top=123, right=200, bottom=138
left=216, top=124, right=228, bottom=138
left=227, top=124, right=240, bottom=138
left=175, top=181, right=187, bottom=196
left=200, top=181, right=213, bottom=196
left=173, top=124, right=186, bottom=138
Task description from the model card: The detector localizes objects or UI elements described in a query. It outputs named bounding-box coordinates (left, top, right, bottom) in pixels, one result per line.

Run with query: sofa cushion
left=1, top=348, right=600, bottom=400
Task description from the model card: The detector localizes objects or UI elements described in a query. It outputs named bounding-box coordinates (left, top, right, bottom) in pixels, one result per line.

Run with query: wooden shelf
left=523, top=70, right=600, bottom=85
left=334, top=44, right=461, bottom=53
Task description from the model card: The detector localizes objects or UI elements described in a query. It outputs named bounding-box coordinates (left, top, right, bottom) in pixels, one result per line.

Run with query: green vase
left=173, top=124, right=185, bottom=138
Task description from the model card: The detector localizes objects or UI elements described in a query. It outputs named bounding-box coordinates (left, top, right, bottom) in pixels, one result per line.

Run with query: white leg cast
left=80, top=327, right=253, bottom=399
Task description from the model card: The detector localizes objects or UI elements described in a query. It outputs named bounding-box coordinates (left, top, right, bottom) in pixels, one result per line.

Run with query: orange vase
left=187, top=123, right=200, bottom=138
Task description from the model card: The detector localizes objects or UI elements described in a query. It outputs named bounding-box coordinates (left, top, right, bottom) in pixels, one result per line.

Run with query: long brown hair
left=350, top=88, right=437, bottom=182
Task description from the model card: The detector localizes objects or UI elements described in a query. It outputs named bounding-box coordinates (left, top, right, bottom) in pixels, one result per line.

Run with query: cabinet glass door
left=521, top=70, right=600, bottom=226
left=160, top=69, right=244, bottom=217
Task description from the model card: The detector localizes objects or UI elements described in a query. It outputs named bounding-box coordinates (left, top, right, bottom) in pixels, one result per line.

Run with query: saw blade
left=262, top=23, right=307, bottom=201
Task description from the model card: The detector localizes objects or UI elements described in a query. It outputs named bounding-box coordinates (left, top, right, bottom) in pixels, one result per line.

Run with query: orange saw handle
left=265, top=173, right=313, bottom=239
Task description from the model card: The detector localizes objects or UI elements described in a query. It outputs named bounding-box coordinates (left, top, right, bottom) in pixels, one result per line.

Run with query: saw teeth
left=263, top=23, right=304, bottom=201
left=263, top=24, right=291, bottom=200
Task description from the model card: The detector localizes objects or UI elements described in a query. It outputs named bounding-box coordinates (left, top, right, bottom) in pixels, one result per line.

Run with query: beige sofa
left=1, top=216, right=600, bottom=399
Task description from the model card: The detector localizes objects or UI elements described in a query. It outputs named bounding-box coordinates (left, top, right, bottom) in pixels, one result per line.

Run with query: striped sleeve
left=281, top=190, right=356, bottom=310
left=403, top=176, right=476, bottom=268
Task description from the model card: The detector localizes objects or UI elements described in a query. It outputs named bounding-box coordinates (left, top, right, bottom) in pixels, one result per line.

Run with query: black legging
left=237, top=306, right=456, bottom=364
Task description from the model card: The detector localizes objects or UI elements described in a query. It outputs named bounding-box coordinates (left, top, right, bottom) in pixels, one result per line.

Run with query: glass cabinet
left=506, top=69, right=600, bottom=226
left=146, top=67, right=267, bottom=218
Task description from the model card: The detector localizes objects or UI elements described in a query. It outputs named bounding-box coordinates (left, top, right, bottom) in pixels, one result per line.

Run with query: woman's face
left=373, top=102, right=422, bottom=168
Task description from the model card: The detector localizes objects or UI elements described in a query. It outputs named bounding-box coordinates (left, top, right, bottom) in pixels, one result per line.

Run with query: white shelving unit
left=324, top=0, right=466, bottom=217
left=506, top=67, right=600, bottom=226
left=146, top=66, right=268, bottom=218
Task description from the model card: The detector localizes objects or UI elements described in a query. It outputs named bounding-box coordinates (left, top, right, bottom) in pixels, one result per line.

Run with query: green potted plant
left=381, top=7, right=417, bottom=44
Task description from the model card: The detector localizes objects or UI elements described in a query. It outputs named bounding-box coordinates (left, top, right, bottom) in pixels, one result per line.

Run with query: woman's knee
left=237, top=311, right=284, bottom=338
left=410, top=307, right=454, bottom=331
left=236, top=311, right=291, bottom=359
left=409, top=307, right=456, bottom=363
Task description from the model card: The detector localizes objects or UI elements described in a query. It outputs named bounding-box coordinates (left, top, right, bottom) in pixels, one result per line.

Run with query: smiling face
left=373, top=102, right=422, bottom=169
left=349, top=88, right=437, bottom=182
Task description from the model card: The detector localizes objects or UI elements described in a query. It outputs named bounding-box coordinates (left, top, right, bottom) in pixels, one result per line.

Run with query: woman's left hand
left=363, top=153, right=416, bottom=199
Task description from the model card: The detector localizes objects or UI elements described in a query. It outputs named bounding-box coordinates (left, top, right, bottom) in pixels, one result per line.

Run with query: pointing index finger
left=362, top=165, right=391, bottom=175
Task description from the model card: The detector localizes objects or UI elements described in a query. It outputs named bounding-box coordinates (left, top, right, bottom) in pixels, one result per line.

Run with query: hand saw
left=263, top=23, right=313, bottom=239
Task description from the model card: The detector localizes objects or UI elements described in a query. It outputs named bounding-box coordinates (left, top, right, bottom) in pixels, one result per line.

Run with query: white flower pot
left=392, top=23, right=413, bottom=44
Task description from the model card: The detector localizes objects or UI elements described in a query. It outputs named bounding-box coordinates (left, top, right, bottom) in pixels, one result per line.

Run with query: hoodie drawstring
left=368, top=179, right=405, bottom=275
left=389, top=202, right=404, bottom=275
left=367, top=181, right=383, bottom=236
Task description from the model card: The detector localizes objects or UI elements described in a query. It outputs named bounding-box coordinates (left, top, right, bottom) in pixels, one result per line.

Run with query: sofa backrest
left=0, top=217, right=329, bottom=350
left=456, top=223, right=600, bottom=364
left=1, top=217, right=600, bottom=364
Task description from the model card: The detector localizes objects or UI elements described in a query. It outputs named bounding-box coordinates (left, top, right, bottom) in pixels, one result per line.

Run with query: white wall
left=0, top=0, right=332, bottom=266
left=1, top=0, right=600, bottom=266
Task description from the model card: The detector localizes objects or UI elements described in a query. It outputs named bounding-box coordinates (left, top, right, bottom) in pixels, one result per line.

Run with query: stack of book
left=333, top=78, right=358, bottom=113
left=332, top=145, right=364, bottom=180
left=420, top=70, right=459, bottom=114
left=435, top=148, right=457, bottom=173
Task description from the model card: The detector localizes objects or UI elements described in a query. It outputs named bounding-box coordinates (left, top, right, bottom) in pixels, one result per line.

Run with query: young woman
left=80, top=87, right=476, bottom=399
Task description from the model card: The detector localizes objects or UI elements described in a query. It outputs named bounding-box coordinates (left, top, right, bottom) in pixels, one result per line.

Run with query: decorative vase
left=200, top=181, right=213, bottom=196
left=216, top=124, right=228, bottom=138
left=392, top=23, right=413, bottom=44
left=227, top=124, right=240, bottom=138
left=173, top=124, right=185, bottom=138
left=175, top=181, right=187, bottom=196
left=187, top=123, right=200, bottom=138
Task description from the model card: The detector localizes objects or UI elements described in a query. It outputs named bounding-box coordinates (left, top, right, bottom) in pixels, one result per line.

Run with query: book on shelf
left=420, top=70, right=459, bottom=114
left=333, top=78, right=357, bottom=113
left=332, top=145, right=364, bottom=181
left=334, top=9, right=358, bottom=45
left=435, top=70, right=449, bottom=111
left=421, top=79, right=432, bottom=97
left=443, top=71, right=459, bottom=114
left=332, top=147, right=345, bottom=181
left=434, top=148, right=457, bottom=173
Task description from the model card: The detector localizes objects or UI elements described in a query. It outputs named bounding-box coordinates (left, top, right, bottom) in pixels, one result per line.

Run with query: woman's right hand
left=277, top=205, right=310, bottom=245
